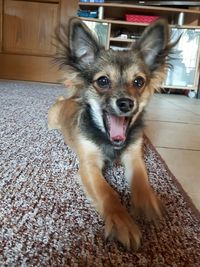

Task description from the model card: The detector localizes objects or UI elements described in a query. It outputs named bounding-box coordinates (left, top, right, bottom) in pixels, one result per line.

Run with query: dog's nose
left=116, top=98, right=134, bottom=113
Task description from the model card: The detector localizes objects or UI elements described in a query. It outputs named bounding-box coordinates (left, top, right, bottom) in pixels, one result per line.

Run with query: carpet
left=0, top=81, right=199, bottom=267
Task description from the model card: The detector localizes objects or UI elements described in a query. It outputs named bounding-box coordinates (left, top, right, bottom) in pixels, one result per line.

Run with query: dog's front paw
left=132, top=188, right=165, bottom=222
left=104, top=206, right=141, bottom=250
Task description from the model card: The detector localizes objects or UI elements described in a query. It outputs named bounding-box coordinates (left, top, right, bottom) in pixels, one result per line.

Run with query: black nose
left=116, top=98, right=134, bottom=113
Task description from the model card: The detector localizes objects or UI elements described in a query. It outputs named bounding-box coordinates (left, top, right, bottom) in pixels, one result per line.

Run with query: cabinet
left=165, top=28, right=200, bottom=90
left=78, top=2, right=200, bottom=92
left=4, top=0, right=58, bottom=55
left=0, top=0, right=78, bottom=83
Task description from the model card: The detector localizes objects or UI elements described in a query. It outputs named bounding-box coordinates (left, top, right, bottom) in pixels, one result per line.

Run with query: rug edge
left=144, top=135, right=200, bottom=220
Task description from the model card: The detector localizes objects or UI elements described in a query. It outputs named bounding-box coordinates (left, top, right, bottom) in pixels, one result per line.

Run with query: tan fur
left=121, top=140, right=163, bottom=221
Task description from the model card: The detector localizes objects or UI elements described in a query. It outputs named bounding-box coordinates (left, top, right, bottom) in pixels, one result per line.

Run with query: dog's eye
left=133, top=76, right=145, bottom=89
left=96, top=76, right=110, bottom=89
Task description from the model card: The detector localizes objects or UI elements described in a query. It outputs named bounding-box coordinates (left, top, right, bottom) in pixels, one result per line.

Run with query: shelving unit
left=79, top=2, right=200, bottom=45
left=78, top=1, right=200, bottom=93
left=78, top=2, right=200, bottom=25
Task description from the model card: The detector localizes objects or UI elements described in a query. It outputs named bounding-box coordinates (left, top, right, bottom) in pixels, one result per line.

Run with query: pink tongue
left=107, top=114, right=126, bottom=141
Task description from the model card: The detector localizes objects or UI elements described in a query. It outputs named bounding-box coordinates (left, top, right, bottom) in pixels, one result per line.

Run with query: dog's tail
left=48, top=96, right=65, bottom=130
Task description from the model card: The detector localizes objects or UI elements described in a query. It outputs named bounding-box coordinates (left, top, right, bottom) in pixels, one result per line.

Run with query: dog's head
left=56, top=18, right=173, bottom=148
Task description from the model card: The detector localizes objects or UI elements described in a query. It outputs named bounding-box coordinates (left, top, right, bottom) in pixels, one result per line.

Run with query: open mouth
left=103, top=112, right=131, bottom=147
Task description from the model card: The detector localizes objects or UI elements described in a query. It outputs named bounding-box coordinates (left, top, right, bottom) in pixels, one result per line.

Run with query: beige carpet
left=0, top=81, right=199, bottom=266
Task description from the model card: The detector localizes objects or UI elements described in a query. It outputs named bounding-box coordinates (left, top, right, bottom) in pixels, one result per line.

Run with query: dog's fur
left=48, top=18, right=174, bottom=249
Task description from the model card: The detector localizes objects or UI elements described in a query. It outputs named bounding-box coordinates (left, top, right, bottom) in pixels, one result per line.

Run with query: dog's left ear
left=69, top=18, right=101, bottom=69
left=135, top=19, right=170, bottom=71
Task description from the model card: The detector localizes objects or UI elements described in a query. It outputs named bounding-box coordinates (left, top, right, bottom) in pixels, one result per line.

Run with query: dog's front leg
left=122, top=139, right=164, bottom=222
left=77, top=140, right=141, bottom=249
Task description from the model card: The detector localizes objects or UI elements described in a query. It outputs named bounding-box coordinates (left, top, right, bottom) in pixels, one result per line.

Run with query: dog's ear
left=69, top=18, right=101, bottom=68
left=135, top=19, right=170, bottom=71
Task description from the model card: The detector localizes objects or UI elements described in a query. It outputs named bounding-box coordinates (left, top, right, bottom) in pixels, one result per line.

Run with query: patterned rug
left=0, top=81, right=199, bottom=266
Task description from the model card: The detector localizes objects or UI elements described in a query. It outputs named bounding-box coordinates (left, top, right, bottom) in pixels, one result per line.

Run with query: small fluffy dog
left=48, top=18, right=174, bottom=249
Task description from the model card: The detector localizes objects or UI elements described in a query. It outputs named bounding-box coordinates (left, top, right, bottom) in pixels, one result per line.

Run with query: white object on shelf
left=98, top=6, right=104, bottom=19
left=178, top=12, right=184, bottom=25
left=188, top=90, right=196, bottom=98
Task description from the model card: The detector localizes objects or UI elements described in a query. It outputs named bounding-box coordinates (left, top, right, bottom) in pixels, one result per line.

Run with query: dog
left=48, top=17, right=174, bottom=249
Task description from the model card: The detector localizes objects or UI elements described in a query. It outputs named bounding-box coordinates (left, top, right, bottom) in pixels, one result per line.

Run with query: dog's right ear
left=68, top=18, right=101, bottom=69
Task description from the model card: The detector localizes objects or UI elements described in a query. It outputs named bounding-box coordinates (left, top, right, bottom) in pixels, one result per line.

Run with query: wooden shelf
left=110, top=37, right=136, bottom=43
left=79, top=1, right=200, bottom=28
left=164, top=85, right=195, bottom=90
left=80, top=17, right=200, bottom=29
left=79, top=2, right=200, bottom=15
left=80, top=17, right=148, bottom=26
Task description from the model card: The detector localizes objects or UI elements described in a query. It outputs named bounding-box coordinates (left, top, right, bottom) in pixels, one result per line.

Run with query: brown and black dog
left=48, top=18, right=174, bottom=249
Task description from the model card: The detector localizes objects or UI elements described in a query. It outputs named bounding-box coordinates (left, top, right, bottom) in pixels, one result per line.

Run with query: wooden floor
left=145, top=93, right=200, bottom=211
